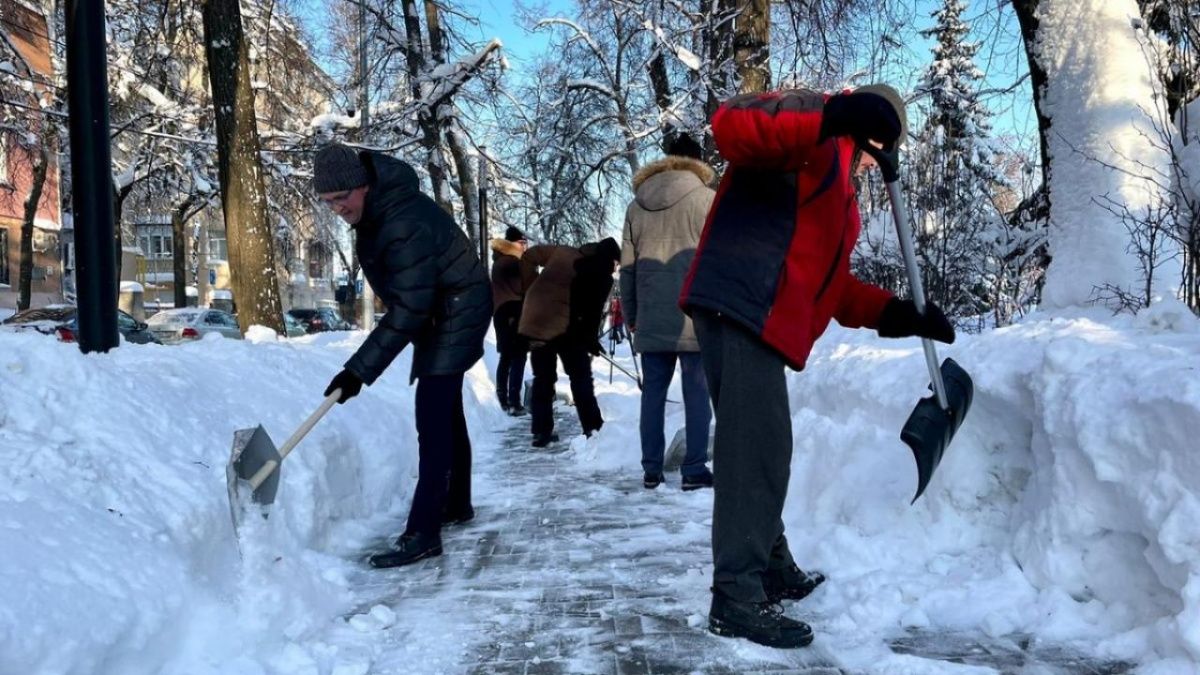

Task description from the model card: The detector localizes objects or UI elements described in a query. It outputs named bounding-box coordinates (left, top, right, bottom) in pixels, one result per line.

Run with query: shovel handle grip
left=246, top=390, right=341, bottom=490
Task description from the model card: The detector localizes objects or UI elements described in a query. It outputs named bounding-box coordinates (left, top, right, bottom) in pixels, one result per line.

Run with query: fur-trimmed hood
left=631, top=156, right=716, bottom=212
left=490, top=238, right=524, bottom=258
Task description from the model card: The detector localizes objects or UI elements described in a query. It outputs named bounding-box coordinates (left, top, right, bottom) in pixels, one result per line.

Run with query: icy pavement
left=316, top=403, right=1136, bottom=675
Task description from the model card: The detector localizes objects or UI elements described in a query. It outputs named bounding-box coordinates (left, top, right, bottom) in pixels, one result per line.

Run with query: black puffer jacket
left=344, top=151, right=492, bottom=384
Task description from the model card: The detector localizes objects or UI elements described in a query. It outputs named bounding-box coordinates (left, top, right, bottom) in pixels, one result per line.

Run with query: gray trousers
left=692, top=309, right=796, bottom=603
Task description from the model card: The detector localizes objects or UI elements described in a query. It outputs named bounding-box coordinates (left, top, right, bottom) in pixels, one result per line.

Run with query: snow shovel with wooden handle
left=865, top=142, right=974, bottom=503
left=227, top=390, right=340, bottom=531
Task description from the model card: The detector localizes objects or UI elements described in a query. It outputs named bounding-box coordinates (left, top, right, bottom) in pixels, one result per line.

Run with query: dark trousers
left=405, top=373, right=472, bottom=535
left=692, top=309, right=796, bottom=603
left=529, top=339, right=603, bottom=437
left=640, top=352, right=712, bottom=477
left=493, top=302, right=528, bottom=407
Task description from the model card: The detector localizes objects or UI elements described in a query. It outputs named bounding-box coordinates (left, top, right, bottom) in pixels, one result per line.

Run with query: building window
left=307, top=241, right=327, bottom=280
left=207, top=235, right=227, bottom=261
left=137, top=224, right=173, bottom=260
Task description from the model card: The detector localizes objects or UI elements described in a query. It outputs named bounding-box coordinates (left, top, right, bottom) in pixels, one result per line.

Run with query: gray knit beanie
left=313, top=143, right=369, bottom=193
left=854, top=84, right=908, bottom=146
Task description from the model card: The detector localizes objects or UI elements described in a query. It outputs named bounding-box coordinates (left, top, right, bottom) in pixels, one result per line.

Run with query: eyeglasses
left=320, top=190, right=354, bottom=207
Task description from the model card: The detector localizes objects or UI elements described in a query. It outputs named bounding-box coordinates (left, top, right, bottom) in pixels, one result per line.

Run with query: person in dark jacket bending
left=518, top=238, right=621, bottom=447
left=314, top=143, right=492, bottom=569
left=680, top=86, right=956, bottom=648
left=490, top=226, right=530, bottom=416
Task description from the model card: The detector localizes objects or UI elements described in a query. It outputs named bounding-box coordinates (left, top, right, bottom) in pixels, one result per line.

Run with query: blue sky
left=294, top=0, right=1034, bottom=151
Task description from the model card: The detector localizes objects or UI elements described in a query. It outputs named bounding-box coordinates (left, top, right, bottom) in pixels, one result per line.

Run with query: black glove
left=876, top=297, right=956, bottom=344
left=588, top=339, right=606, bottom=356
left=819, top=91, right=904, bottom=150
left=324, top=368, right=364, bottom=404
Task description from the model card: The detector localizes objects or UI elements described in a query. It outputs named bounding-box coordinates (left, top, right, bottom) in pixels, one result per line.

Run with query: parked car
left=283, top=312, right=307, bottom=338
left=287, top=308, right=351, bottom=333
left=0, top=306, right=160, bottom=344
left=147, top=308, right=243, bottom=344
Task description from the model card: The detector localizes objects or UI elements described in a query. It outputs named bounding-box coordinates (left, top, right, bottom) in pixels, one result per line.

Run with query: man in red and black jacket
left=680, top=85, right=956, bottom=649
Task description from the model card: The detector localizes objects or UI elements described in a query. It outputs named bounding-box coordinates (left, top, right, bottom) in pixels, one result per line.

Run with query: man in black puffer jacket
left=314, top=143, right=492, bottom=569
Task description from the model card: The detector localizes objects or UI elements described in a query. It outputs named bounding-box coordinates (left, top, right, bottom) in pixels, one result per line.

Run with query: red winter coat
left=679, top=89, right=893, bottom=370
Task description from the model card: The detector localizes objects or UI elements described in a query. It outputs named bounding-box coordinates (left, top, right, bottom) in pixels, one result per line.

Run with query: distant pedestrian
left=313, top=143, right=492, bottom=569
left=620, top=132, right=715, bottom=492
left=491, top=226, right=530, bottom=416
left=518, top=238, right=621, bottom=447
left=681, top=86, right=956, bottom=647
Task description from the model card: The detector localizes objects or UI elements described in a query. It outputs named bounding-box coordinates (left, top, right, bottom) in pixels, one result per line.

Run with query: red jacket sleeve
left=711, top=90, right=827, bottom=170
left=834, top=273, right=894, bottom=329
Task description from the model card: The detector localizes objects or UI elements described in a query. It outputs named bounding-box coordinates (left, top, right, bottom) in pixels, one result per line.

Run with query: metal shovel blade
left=902, top=358, right=974, bottom=503
left=227, top=425, right=282, bottom=529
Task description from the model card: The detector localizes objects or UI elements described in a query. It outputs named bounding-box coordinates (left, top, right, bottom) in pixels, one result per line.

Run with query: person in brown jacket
left=519, top=237, right=621, bottom=447
left=491, top=226, right=530, bottom=415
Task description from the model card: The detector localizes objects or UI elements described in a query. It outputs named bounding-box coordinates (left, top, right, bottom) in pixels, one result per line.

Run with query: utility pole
left=358, top=0, right=375, bottom=331
left=66, top=0, right=118, bottom=352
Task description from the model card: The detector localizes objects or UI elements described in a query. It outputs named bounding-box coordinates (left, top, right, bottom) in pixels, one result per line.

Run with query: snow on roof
left=119, top=281, right=144, bottom=293
left=212, top=289, right=233, bottom=300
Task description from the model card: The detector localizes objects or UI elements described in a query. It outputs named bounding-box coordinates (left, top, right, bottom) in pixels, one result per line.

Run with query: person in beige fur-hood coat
left=619, top=133, right=715, bottom=491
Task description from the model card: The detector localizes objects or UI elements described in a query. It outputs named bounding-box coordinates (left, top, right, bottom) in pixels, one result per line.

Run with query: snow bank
left=4, top=297, right=1200, bottom=671
left=0, top=329, right=504, bottom=674
left=578, top=300, right=1200, bottom=670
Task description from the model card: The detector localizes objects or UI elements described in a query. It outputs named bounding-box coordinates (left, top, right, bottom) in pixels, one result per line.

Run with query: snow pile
left=0, top=330, right=504, bottom=674
left=3, top=297, right=1200, bottom=672
left=577, top=300, right=1200, bottom=671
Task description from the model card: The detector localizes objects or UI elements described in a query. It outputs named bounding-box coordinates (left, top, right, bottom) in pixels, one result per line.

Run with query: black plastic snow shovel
left=866, top=143, right=974, bottom=503
left=227, top=390, right=340, bottom=530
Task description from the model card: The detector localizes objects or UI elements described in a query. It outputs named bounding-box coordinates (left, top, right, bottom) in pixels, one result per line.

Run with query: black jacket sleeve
left=345, top=221, right=438, bottom=384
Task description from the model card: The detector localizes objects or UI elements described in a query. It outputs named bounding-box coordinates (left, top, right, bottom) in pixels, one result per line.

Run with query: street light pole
left=66, top=0, right=118, bottom=352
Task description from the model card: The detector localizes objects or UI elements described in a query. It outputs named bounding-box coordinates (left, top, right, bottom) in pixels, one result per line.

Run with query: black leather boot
left=708, top=588, right=814, bottom=648
left=764, top=564, right=826, bottom=603
left=369, top=531, right=443, bottom=568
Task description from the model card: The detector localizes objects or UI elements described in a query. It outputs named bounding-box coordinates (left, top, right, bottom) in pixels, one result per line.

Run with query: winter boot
left=531, top=432, right=559, bottom=448
left=369, top=531, right=443, bottom=569
left=442, top=505, right=475, bottom=526
left=681, top=468, right=714, bottom=491
left=708, top=588, right=813, bottom=648
left=764, top=564, right=826, bottom=603
left=508, top=405, right=527, bottom=417
left=644, top=472, right=665, bottom=489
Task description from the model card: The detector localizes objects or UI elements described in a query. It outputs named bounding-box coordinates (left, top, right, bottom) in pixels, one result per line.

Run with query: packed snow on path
left=1, top=299, right=1200, bottom=673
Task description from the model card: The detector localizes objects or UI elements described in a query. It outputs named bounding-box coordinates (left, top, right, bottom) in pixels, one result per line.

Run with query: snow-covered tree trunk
left=202, top=0, right=283, bottom=332
left=734, top=0, right=769, bottom=93
left=1014, top=0, right=1173, bottom=308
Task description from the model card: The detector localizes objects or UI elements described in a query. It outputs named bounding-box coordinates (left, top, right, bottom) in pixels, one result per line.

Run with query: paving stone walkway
left=333, top=403, right=1135, bottom=675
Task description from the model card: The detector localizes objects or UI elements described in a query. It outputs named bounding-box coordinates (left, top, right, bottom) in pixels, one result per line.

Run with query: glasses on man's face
left=320, top=190, right=354, bottom=208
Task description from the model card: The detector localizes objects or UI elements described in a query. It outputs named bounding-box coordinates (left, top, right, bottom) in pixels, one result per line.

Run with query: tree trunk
left=648, top=49, right=674, bottom=145
left=424, top=0, right=478, bottom=239
left=705, top=0, right=736, bottom=157
left=1011, top=0, right=1051, bottom=174
left=18, top=141, right=49, bottom=311
left=445, top=125, right=480, bottom=245
left=1010, top=0, right=1172, bottom=309
left=202, top=0, right=284, bottom=332
left=734, top=0, right=770, bottom=94
left=399, top=0, right=451, bottom=213
left=171, top=194, right=201, bottom=309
